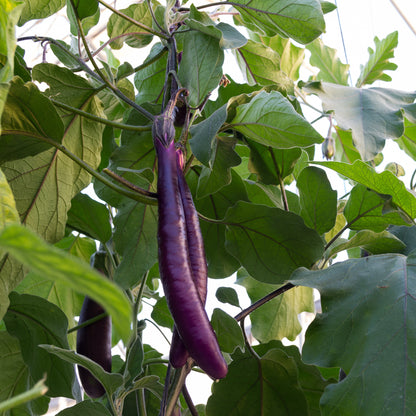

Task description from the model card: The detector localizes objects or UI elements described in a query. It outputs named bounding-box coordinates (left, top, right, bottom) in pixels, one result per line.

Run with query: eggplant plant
left=0, top=0, right=415, bottom=415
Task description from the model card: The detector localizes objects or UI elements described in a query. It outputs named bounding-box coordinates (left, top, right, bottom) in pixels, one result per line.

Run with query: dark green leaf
left=389, top=225, right=416, bottom=255
left=215, top=287, right=240, bottom=308
left=356, top=31, right=398, bottom=87
left=297, top=166, right=337, bottom=234
left=4, top=293, right=78, bottom=398
left=206, top=347, right=308, bottom=415
left=56, top=401, right=113, bottom=416
left=303, top=82, right=416, bottom=160
left=14, top=46, right=31, bottom=82
left=0, top=331, right=49, bottom=415
left=67, top=193, right=112, bottom=243
left=107, top=4, right=153, bottom=49
left=71, top=0, right=98, bottom=20
left=230, top=91, right=323, bottom=149
left=0, top=77, right=64, bottom=162
left=134, top=43, right=167, bottom=105
left=238, top=270, right=314, bottom=341
left=343, top=184, right=409, bottom=232
left=318, top=160, right=416, bottom=221
left=234, top=40, right=292, bottom=90
left=224, top=201, right=324, bottom=284
left=0, top=224, right=131, bottom=342
left=40, top=345, right=123, bottom=397
left=291, top=253, right=416, bottom=415
left=178, top=31, right=224, bottom=107
left=197, top=136, right=242, bottom=198
left=211, top=309, right=244, bottom=353
left=307, top=38, right=349, bottom=85
left=190, top=105, right=228, bottom=166
left=151, top=297, right=174, bottom=329
left=233, top=0, right=325, bottom=44
left=247, top=139, right=302, bottom=185
left=125, top=336, right=144, bottom=386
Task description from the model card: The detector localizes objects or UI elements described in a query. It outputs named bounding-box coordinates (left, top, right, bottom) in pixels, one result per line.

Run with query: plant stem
left=234, top=283, right=295, bottom=322
left=182, top=384, right=198, bottom=416
left=165, top=364, right=192, bottom=416
left=240, top=317, right=259, bottom=359
left=67, top=312, right=108, bottom=334
left=97, top=0, right=169, bottom=39
left=51, top=99, right=152, bottom=131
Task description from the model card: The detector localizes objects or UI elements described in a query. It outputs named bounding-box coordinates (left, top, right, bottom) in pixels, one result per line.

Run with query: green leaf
left=0, top=331, right=49, bottom=415
left=125, top=336, right=144, bottom=386
left=303, top=81, right=416, bottom=160
left=107, top=3, right=153, bottom=49
left=67, top=1, right=100, bottom=36
left=238, top=270, right=314, bottom=341
left=320, top=1, right=337, bottom=14
left=189, top=104, right=227, bottom=166
left=230, top=91, right=323, bottom=149
left=178, top=31, right=224, bottom=107
left=0, top=77, right=64, bottom=163
left=328, top=229, right=406, bottom=259
left=396, top=118, right=416, bottom=160
left=211, top=309, right=244, bottom=353
left=234, top=40, right=292, bottom=90
left=134, top=43, right=167, bottom=105
left=0, top=168, right=19, bottom=230
left=197, top=136, right=242, bottom=198
left=343, top=183, right=409, bottom=232
left=151, top=297, right=174, bottom=329
left=206, top=347, right=308, bottom=415
left=224, top=201, right=324, bottom=284
left=233, top=0, right=325, bottom=44
left=247, top=139, right=302, bottom=185
left=291, top=253, right=416, bottom=415
left=297, top=166, right=337, bottom=234
left=4, top=293, right=78, bottom=398
left=56, top=401, right=113, bottom=416
left=356, top=31, right=398, bottom=87
left=67, top=193, right=112, bottom=243
left=307, top=38, right=349, bottom=85
left=191, top=169, right=247, bottom=278
left=0, top=224, right=132, bottom=342
left=40, top=345, right=123, bottom=398
left=389, top=225, right=416, bottom=255
left=71, top=0, right=98, bottom=20
left=333, top=126, right=361, bottom=164
left=18, top=0, right=65, bottom=24
left=317, top=160, right=416, bottom=221
left=215, top=287, right=240, bottom=308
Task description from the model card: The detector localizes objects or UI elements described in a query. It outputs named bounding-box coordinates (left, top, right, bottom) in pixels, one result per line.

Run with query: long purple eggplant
left=169, top=149, right=208, bottom=368
left=76, top=297, right=111, bottom=398
left=154, top=114, right=227, bottom=379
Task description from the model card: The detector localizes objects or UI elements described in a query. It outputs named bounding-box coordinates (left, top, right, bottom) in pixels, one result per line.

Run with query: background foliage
left=1, top=0, right=416, bottom=415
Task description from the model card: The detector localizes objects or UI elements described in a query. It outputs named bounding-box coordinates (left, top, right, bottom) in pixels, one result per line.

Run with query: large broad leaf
left=233, top=0, right=325, bottom=44
left=0, top=77, right=64, bottom=163
left=229, top=90, right=323, bottom=149
left=291, top=253, right=416, bottom=415
left=56, top=401, right=113, bottom=416
left=0, top=331, right=49, bottom=415
left=0, top=168, right=19, bottom=230
left=0, top=224, right=131, bottom=342
left=297, top=166, right=337, bottom=234
left=107, top=3, right=153, bottom=49
left=206, top=341, right=330, bottom=416
left=303, top=81, right=416, bottom=160
left=189, top=104, right=228, bottom=166
left=224, top=201, right=324, bottom=284
left=238, top=270, right=314, bottom=341
left=178, top=31, right=224, bottom=107
left=316, top=160, right=416, bottom=221
left=134, top=43, right=167, bottom=105
left=18, top=0, right=65, bottom=24
left=396, top=118, right=416, bottom=161
left=333, top=127, right=360, bottom=164
left=306, top=38, right=349, bottom=85
left=4, top=293, right=78, bottom=399
left=196, top=136, right=242, bottom=198
left=67, top=193, right=112, bottom=243
left=234, top=39, right=292, bottom=90
left=40, top=345, right=123, bottom=397
left=356, top=31, right=398, bottom=87
left=343, top=183, right=409, bottom=232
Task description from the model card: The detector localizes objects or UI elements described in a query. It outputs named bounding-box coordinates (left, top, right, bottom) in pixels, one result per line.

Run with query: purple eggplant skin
left=76, top=297, right=111, bottom=398
left=169, top=149, right=208, bottom=368
left=155, top=136, right=227, bottom=379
